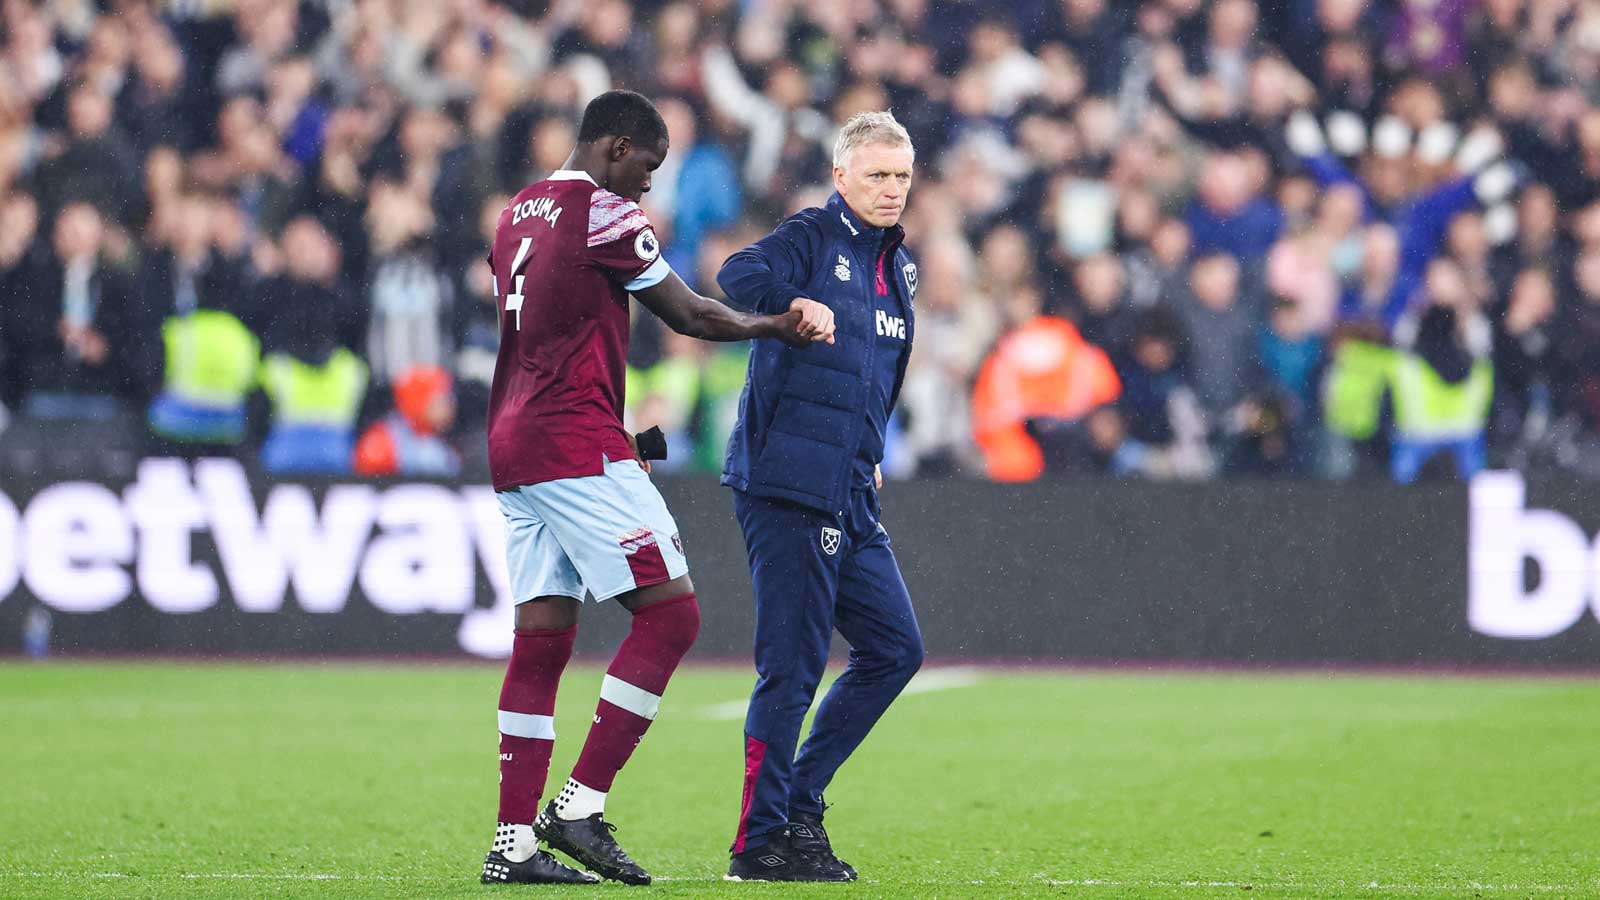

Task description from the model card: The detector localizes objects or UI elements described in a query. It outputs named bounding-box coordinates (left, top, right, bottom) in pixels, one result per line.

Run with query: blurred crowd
left=3, top=0, right=1600, bottom=483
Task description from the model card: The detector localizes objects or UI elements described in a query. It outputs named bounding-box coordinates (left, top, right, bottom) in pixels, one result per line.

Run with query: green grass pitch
left=3, top=662, right=1599, bottom=899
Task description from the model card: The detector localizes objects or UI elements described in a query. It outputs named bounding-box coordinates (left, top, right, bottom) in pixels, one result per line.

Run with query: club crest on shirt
left=903, top=262, right=918, bottom=299
left=834, top=255, right=851, bottom=282
left=634, top=227, right=660, bottom=261
left=820, top=527, right=842, bottom=556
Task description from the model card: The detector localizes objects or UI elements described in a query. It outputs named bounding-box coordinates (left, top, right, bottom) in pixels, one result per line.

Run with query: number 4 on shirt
left=504, top=236, right=533, bottom=330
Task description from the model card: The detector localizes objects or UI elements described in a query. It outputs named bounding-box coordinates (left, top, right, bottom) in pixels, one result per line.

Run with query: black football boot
left=789, top=803, right=857, bottom=881
left=725, top=825, right=852, bottom=883
left=480, top=850, right=599, bottom=885
left=535, top=801, right=652, bottom=886
left=481, top=822, right=598, bottom=885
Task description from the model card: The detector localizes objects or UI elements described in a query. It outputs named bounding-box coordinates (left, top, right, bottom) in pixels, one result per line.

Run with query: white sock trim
left=599, top=674, right=661, bottom=720
left=498, top=710, right=556, bottom=740
left=553, top=778, right=607, bottom=820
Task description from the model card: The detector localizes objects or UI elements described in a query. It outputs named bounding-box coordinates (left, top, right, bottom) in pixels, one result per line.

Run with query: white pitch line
left=695, top=665, right=986, bottom=720
left=0, top=872, right=1593, bottom=892
left=1035, top=880, right=1589, bottom=893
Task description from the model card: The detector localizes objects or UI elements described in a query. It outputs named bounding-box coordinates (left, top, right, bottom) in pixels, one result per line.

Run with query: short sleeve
left=587, top=189, right=672, bottom=291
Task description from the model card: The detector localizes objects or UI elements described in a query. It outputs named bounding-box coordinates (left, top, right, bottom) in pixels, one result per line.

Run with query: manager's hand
left=777, top=298, right=836, bottom=347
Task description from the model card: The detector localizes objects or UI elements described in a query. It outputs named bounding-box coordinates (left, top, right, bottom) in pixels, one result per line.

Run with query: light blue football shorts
left=496, top=456, right=690, bottom=603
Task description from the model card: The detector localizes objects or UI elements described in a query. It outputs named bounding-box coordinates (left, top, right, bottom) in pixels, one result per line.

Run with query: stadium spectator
left=650, top=96, right=741, bottom=284
left=1167, top=252, right=1262, bottom=424
left=1554, top=247, right=1600, bottom=438
left=1185, top=151, right=1283, bottom=264
left=363, top=180, right=456, bottom=390
left=1124, top=216, right=1192, bottom=312
left=1116, top=311, right=1189, bottom=444
left=0, top=191, right=42, bottom=418
left=897, top=232, right=989, bottom=476
left=1259, top=297, right=1325, bottom=421
left=972, top=285, right=1121, bottom=481
left=32, top=83, right=141, bottom=226
left=3, top=201, right=149, bottom=414
left=1491, top=267, right=1567, bottom=467
left=353, top=365, right=460, bottom=477
left=1341, top=223, right=1404, bottom=327
left=1389, top=260, right=1494, bottom=483
left=256, top=216, right=368, bottom=475
left=1070, top=253, right=1138, bottom=354
left=1493, top=183, right=1566, bottom=294
left=143, top=191, right=258, bottom=450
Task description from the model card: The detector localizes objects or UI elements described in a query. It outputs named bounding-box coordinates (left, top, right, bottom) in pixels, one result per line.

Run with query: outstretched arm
left=717, top=218, right=820, bottom=315
left=634, top=271, right=834, bottom=346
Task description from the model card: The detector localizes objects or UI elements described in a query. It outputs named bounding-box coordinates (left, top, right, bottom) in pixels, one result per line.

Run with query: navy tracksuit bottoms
left=730, top=487, right=924, bottom=853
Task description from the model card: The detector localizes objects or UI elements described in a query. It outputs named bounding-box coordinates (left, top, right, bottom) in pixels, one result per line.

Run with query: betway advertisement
left=0, top=458, right=522, bottom=658
left=1469, top=472, right=1600, bottom=642
left=0, top=461, right=1597, bottom=664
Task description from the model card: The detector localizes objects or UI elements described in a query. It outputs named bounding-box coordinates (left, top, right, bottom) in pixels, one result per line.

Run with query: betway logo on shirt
left=876, top=309, right=906, bottom=340
left=1469, top=472, right=1600, bottom=639
left=0, top=458, right=520, bottom=657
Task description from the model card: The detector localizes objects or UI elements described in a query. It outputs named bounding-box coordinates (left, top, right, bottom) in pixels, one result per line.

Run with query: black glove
left=634, top=425, right=669, bottom=461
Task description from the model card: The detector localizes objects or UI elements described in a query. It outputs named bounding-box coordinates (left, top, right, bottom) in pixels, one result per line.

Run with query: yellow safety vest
left=161, top=310, right=260, bottom=408
left=1390, top=355, right=1493, bottom=442
left=259, top=349, right=369, bottom=429
left=1323, top=340, right=1395, bottom=441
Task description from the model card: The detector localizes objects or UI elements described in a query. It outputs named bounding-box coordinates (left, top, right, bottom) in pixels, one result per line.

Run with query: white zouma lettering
left=512, top=197, right=563, bottom=228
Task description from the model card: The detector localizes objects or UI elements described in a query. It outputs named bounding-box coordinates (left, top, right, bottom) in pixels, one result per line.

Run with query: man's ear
left=610, top=135, right=632, bottom=162
left=831, top=166, right=846, bottom=193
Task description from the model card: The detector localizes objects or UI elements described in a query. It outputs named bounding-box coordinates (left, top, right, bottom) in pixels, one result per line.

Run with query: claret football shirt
left=485, top=169, right=671, bottom=490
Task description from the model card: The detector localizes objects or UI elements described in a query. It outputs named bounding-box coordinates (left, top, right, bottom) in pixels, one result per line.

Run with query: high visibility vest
left=160, top=310, right=260, bottom=409
left=625, top=357, right=702, bottom=425
left=259, top=349, right=369, bottom=430
left=1322, top=340, right=1395, bottom=441
left=1390, top=354, right=1493, bottom=442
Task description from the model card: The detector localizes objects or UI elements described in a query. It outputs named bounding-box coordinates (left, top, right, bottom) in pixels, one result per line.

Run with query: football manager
left=716, top=110, right=924, bottom=883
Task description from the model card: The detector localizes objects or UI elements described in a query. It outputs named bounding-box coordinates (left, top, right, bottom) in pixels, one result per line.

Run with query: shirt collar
left=549, top=169, right=598, bottom=185
left=827, top=192, right=903, bottom=247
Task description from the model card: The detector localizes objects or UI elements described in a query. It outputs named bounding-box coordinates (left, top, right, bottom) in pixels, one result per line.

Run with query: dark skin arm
left=634, top=271, right=835, bottom=346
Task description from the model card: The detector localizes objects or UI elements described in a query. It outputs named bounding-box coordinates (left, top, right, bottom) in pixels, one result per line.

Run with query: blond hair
left=832, top=110, right=915, bottom=170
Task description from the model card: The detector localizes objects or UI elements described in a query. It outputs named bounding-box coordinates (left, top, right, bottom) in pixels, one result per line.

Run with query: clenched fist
left=778, top=297, right=836, bottom=347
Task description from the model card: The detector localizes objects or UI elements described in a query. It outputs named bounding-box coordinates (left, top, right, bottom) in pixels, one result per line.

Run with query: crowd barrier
left=1, top=459, right=1597, bottom=666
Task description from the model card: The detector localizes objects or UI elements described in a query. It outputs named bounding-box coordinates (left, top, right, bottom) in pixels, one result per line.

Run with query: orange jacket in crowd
left=353, top=366, right=460, bottom=476
left=972, top=315, right=1122, bottom=481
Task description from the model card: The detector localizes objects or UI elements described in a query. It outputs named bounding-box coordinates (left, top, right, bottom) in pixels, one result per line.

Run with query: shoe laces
left=589, top=817, right=635, bottom=863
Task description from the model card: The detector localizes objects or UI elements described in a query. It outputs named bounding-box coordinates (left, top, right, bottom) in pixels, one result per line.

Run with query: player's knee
left=638, top=592, right=700, bottom=658
left=670, top=595, right=702, bottom=653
